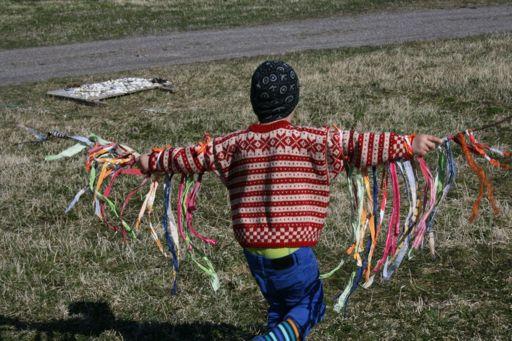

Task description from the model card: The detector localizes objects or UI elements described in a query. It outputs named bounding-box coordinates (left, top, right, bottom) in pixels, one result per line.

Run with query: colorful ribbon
left=41, top=126, right=510, bottom=309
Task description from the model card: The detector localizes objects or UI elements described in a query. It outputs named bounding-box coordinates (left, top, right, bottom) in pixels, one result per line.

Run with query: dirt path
left=1, top=5, right=511, bottom=86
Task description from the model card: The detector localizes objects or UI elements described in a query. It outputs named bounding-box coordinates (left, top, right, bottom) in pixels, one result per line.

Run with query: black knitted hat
left=250, top=61, right=299, bottom=123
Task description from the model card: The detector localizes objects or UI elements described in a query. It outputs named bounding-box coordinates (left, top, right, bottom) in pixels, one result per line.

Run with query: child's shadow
left=0, top=301, right=255, bottom=340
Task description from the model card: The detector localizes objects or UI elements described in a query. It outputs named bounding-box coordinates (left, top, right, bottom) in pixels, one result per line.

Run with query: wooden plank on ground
left=47, top=77, right=175, bottom=105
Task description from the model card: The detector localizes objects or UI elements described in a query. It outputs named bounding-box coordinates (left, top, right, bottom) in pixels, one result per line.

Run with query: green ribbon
left=89, top=166, right=97, bottom=191
left=436, top=151, right=447, bottom=194
left=45, top=143, right=87, bottom=161
left=180, top=175, right=220, bottom=292
left=321, top=166, right=365, bottom=308
left=89, top=134, right=110, bottom=145
left=94, top=190, right=136, bottom=239
left=45, top=134, right=109, bottom=161
left=332, top=167, right=365, bottom=312
left=334, top=271, right=356, bottom=313
left=319, top=259, right=345, bottom=279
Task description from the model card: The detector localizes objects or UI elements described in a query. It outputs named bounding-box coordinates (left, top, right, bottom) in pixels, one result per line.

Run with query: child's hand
left=137, top=153, right=151, bottom=174
left=412, top=134, right=442, bottom=157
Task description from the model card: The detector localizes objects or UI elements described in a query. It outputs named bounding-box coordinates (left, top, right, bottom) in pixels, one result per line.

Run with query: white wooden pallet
left=47, top=77, right=175, bottom=105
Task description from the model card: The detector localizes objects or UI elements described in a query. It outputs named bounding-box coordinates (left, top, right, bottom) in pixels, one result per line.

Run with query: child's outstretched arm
left=411, top=134, right=442, bottom=157
left=137, top=135, right=216, bottom=175
left=327, top=128, right=441, bottom=175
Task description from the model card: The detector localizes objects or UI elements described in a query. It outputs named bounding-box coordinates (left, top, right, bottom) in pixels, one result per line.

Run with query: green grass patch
left=0, top=34, right=511, bottom=339
left=0, top=0, right=508, bottom=49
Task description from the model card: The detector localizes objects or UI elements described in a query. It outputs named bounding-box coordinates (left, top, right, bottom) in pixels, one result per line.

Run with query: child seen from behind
left=138, top=61, right=441, bottom=340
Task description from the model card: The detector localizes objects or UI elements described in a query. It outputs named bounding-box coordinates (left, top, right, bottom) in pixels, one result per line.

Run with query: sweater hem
left=237, top=240, right=318, bottom=248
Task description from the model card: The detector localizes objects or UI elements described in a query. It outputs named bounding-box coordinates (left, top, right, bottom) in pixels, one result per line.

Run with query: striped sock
left=254, top=318, right=300, bottom=341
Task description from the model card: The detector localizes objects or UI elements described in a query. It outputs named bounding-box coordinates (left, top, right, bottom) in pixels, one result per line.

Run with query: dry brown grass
left=0, top=34, right=511, bottom=339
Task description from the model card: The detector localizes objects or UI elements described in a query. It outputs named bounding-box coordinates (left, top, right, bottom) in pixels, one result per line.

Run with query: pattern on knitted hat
left=250, top=60, right=300, bottom=123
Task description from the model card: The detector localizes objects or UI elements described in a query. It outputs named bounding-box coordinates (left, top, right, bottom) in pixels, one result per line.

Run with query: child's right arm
left=137, top=131, right=240, bottom=176
left=138, top=135, right=216, bottom=175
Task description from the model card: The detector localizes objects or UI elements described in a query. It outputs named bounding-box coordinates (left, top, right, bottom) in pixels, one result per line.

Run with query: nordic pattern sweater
left=148, top=120, right=413, bottom=248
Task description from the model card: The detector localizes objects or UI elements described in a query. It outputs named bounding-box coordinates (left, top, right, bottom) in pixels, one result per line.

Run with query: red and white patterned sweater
left=149, top=120, right=413, bottom=248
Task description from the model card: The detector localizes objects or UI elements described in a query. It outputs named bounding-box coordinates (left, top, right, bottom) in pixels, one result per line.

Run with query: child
left=138, top=61, right=441, bottom=340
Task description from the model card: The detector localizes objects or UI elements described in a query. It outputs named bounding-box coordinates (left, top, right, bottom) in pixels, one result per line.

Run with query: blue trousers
left=244, top=247, right=326, bottom=338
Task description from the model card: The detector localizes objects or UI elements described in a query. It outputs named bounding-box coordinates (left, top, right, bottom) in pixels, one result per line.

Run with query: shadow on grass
left=0, top=301, right=254, bottom=340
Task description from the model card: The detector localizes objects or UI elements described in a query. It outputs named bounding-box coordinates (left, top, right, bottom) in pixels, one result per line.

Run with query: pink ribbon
left=176, top=175, right=190, bottom=249
left=185, top=176, right=217, bottom=246
left=101, top=167, right=146, bottom=239
left=374, top=163, right=400, bottom=273
left=412, top=157, right=436, bottom=249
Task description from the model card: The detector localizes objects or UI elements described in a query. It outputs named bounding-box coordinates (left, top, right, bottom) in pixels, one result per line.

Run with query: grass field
left=1, top=34, right=511, bottom=339
left=0, top=0, right=508, bottom=49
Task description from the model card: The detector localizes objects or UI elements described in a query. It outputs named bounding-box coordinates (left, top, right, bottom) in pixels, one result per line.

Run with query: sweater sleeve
left=327, top=127, right=413, bottom=178
left=148, top=134, right=216, bottom=174
left=147, top=130, right=243, bottom=176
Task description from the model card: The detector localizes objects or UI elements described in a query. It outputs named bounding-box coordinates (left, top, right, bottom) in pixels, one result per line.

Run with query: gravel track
left=1, top=5, right=511, bottom=86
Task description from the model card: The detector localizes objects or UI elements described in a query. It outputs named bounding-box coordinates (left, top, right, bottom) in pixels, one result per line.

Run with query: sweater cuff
left=404, top=134, right=415, bottom=159
left=148, top=148, right=165, bottom=173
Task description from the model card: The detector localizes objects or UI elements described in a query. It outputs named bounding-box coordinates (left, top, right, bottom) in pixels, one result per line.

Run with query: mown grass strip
left=0, top=0, right=508, bottom=49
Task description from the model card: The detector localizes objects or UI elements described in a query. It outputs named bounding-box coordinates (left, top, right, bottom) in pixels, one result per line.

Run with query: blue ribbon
left=162, top=174, right=179, bottom=294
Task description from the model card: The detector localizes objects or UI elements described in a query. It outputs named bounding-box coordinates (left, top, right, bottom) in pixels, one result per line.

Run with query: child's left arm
left=327, top=128, right=441, bottom=177
left=411, top=134, right=442, bottom=157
